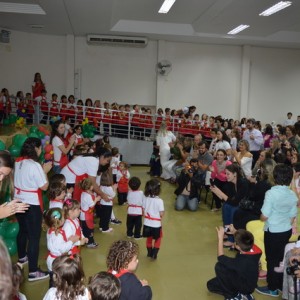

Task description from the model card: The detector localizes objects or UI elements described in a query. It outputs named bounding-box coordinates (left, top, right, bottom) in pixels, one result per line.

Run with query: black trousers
left=81, top=220, right=95, bottom=244
left=264, top=229, right=292, bottom=291
left=126, top=215, right=142, bottom=238
left=96, top=205, right=112, bottom=231
left=16, top=205, right=42, bottom=272
left=118, top=192, right=128, bottom=205
left=212, top=178, right=226, bottom=209
left=250, top=151, right=260, bottom=169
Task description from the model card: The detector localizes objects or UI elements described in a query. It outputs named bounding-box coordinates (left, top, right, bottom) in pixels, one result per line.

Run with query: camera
left=286, top=259, right=300, bottom=275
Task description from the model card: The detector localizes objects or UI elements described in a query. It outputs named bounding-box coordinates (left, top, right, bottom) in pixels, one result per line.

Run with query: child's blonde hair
left=79, top=178, right=93, bottom=191
left=63, top=199, right=80, bottom=219
left=106, top=240, right=139, bottom=272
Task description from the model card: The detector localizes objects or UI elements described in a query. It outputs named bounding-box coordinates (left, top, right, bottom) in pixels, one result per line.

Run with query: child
left=88, top=272, right=121, bottom=300
left=207, top=227, right=262, bottom=300
left=142, top=179, right=164, bottom=259
left=63, top=199, right=88, bottom=254
left=79, top=178, right=101, bottom=249
left=149, top=141, right=161, bottom=177
left=44, top=208, right=80, bottom=286
left=117, top=161, right=130, bottom=205
left=110, top=147, right=120, bottom=184
left=48, top=182, right=66, bottom=209
left=50, top=173, right=73, bottom=200
left=107, top=240, right=152, bottom=300
left=43, top=254, right=89, bottom=300
left=127, top=177, right=143, bottom=239
left=12, top=263, right=27, bottom=300
left=97, top=170, right=116, bottom=233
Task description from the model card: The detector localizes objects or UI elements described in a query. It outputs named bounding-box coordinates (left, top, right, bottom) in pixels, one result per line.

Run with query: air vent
left=87, top=35, right=148, bottom=48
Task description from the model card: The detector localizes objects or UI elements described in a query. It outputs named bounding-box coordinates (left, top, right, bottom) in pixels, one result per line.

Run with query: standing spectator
left=283, top=112, right=295, bottom=126
left=256, top=164, right=298, bottom=297
left=243, top=118, right=264, bottom=167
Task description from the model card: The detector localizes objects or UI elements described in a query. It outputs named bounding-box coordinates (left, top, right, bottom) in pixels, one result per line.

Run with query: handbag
left=239, top=196, right=255, bottom=211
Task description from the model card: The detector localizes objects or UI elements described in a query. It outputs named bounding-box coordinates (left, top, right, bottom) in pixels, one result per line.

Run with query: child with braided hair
left=107, top=240, right=152, bottom=300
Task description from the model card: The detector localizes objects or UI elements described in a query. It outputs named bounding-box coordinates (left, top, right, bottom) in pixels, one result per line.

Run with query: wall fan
left=156, top=60, right=172, bottom=76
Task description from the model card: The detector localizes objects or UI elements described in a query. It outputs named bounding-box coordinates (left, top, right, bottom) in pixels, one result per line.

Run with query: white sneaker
left=102, top=228, right=113, bottom=233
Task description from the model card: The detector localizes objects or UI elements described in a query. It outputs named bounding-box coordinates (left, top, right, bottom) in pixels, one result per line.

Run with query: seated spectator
left=232, top=140, right=253, bottom=178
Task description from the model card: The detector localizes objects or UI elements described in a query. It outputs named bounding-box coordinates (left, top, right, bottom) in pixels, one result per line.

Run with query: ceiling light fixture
left=158, top=0, right=176, bottom=14
left=227, top=24, right=250, bottom=35
left=0, top=2, right=46, bottom=15
left=259, top=1, right=292, bottom=16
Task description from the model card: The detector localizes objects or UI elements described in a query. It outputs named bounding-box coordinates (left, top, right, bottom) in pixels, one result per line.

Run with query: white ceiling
left=1, top=0, right=300, bottom=48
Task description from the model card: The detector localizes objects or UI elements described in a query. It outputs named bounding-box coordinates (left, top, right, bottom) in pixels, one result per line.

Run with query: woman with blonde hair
left=156, top=122, right=176, bottom=180
left=232, top=139, right=253, bottom=177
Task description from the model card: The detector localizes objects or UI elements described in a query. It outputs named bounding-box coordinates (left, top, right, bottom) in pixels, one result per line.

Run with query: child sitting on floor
left=207, top=227, right=262, bottom=300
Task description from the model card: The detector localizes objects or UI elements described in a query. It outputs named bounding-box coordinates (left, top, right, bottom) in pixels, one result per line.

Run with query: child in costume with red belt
left=116, top=161, right=130, bottom=205
left=142, top=179, right=164, bottom=260
left=79, top=178, right=101, bottom=249
left=63, top=199, right=88, bottom=255
left=107, top=240, right=152, bottom=300
left=44, top=208, right=81, bottom=287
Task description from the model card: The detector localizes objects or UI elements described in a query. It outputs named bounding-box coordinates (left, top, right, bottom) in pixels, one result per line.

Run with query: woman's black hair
left=50, top=119, right=64, bottom=143
left=83, top=146, right=112, bottom=159
left=216, top=149, right=227, bottom=160
left=144, top=179, right=161, bottom=197
left=225, top=163, right=245, bottom=180
left=217, top=129, right=231, bottom=143
left=20, top=137, right=41, bottom=162
left=264, top=124, right=273, bottom=136
left=273, top=163, right=293, bottom=186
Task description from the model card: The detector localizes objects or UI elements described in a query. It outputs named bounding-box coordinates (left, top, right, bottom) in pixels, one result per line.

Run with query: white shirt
left=143, top=196, right=164, bottom=228
left=116, top=170, right=130, bottom=183
left=61, top=156, right=99, bottom=184
left=156, top=131, right=176, bottom=150
left=127, top=190, right=143, bottom=216
left=43, top=288, right=89, bottom=300
left=63, top=218, right=82, bottom=248
left=243, top=129, right=264, bottom=151
left=46, top=229, right=73, bottom=271
left=283, top=119, right=295, bottom=126
left=49, top=200, right=64, bottom=209
left=100, top=186, right=115, bottom=206
left=52, top=136, right=64, bottom=166
left=230, top=137, right=237, bottom=150
left=80, top=191, right=95, bottom=221
left=110, top=156, right=120, bottom=175
left=215, top=140, right=231, bottom=152
left=14, top=159, right=47, bottom=205
left=240, top=156, right=253, bottom=177
left=64, top=123, right=71, bottom=138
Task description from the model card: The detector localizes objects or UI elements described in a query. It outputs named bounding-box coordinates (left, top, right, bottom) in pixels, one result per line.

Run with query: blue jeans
left=175, top=194, right=198, bottom=211
left=222, top=202, right=238, bottom=242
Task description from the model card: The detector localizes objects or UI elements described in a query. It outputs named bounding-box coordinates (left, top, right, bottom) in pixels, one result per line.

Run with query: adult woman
left=156, top=122, right=176, bottom=180
left=31, top=72, right=45, bottom=99
left=0, top=151, right=28, bottom=219
left=256, top=164, right=298, bottom=297
left=209, top=149, right=232, bottom=212
left=61, top=146, right=112, bottom=202
left=232, top=139, right=253, bottom=177
left=252, top=150, right=271, bottom=176
left=0, top=238, right=12, bottom=300
left=286, top=125, right=296, bottom=145
left=51, top=120, right=76, bottom=174
left=268, top=138, right=280, bottom=161
left=214, top=129, right=231, bottom=158
left=15, top=138, right=52, bottom=281
left=210, top=163, right=249, bottom=247
left=263, top=124, right=274, bottom=149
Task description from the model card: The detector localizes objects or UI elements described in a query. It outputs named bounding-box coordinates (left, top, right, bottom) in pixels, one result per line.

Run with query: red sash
left=81, top=192, right=95, bottom=229
left=67, top=218, right=81, bottom=255
left=109, top=269, right=130, bottom=278
left=144, top=213, right=161, bottom=221
left=15, top=157, right=44, bottom=212
left=66, top=165, right=88, bottom=201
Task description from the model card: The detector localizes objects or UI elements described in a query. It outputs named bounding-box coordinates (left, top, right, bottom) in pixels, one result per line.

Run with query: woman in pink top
left=209, top=149, right=232, bottom=211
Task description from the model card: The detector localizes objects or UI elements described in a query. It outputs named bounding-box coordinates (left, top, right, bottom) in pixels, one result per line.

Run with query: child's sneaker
left=274, top=261, right=284, bottom=273
left=28, top=269, right=49, bottom=282
left=102, top=228, right=113, bottom=233
left=241, top=294, right=255, bottom=300
left=225, top=293, right=243, bottom=300
left=111, top=218, right=122, bottom=225
left=86, top=242, right=99, bottom=249
left=18, top=255, right=28, bottom=267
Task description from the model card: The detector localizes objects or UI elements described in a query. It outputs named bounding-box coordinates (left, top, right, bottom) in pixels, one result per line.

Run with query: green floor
left=17, top=166, right=270, bottom=300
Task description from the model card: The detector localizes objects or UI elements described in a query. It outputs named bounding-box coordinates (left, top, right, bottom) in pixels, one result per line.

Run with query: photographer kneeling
left=174, top=158, right=202, bottom=212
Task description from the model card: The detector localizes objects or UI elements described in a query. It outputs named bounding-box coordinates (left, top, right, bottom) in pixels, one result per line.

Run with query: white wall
left=74, top=37, right=158, bottom=105
left=2, top=29, right=300, bottom=124
left=0, top=30, right=66, bottom=97
left=248, top=47, right=300, bottom=124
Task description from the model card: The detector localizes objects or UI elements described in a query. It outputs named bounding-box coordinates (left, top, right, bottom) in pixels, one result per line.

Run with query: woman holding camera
left=209, top=149, right=232, bottom=212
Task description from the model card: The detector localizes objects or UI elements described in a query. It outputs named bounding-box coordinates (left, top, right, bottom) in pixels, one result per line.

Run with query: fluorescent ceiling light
left=0, top=2, right=46, bottom=15
left=227, top=24, right=250, bottom=35
left=259, top=1, right=292, bottom=16
left=158, top=0, right=176, bottom=14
